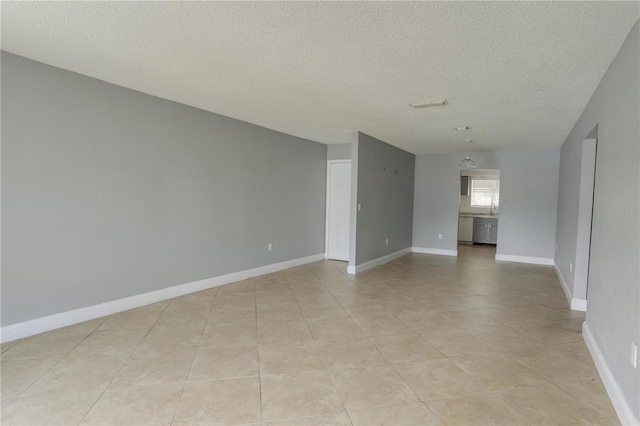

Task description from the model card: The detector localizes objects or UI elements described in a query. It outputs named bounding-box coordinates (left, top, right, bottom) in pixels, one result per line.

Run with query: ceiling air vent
left=409, top=100, right=448, bottom=108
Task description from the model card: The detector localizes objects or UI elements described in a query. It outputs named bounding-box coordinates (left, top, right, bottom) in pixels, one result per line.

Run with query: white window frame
left=470, top=178, right=500, bottom=207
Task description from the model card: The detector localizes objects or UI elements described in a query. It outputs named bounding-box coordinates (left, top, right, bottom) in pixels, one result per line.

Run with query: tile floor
left=1, top=245, right=619, bottom=425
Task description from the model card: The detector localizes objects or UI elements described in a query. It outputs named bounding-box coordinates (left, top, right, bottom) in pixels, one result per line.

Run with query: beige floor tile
left=315, top=339, right=388, bottom=370
left=554, top=377, right=618, bottom=419
left=188, top=347, right=258, bottom=380
left=397, top=312, right=459, bottom=334
left=551, top=340, right=598, bottom=366
left=1, top=391, right=102, bottom=425
left=352, top=314, right=415, bottom=337
left=393, top=358, right=485, bottom=401
left=497, top=383, right=615, bottom=425
left=456, top=295, right=505, bottom=309
left=255, top=281, right=293, bottom=294
left=0, top=340, right=20, bottom=354
left=422, top=328, right=494, bottom=356
left=509, top=345, right=598, bottom=382
left=209, top=306, right=257, bottom=326
left=0, top=358, right=58, bottom=399
left=330, top=366, right=419, bottom=411
left=266, top=411, right=352, bottom=425
left=450, top=351, right=547, bottom=391
left=371, top=334, right=444, bottom=363
left=1, top=331, right=88, bottom=360
left=467, top=325, right=534, bottom=352
left=257, top=321, right=314, bottom=346
left=152, top=309, right=210, bottom=331
left=97, top=308, right=162, bottom=331
left=173, top=378, right=261, bottom=425
left=67, top=329, right=147, bottom=358
left=474, top=306, right=533, bottom=325
left=299, top=305, right=351, bottom=322
left=200, top=321, right=258, bottom=348
left=258, top=343, right=325, bottom=375
left=23, top=355, right=127, bottom=396
left=307, top=317, right=368, bottom=341
left=261, top=371, right=344, bottom=421
left=509, top=320, right=583, bottom=345
left=426, top=394, right=529, bottom=425
left=135, top=325, right=203, bottom=353
left=2, top=245, right=613, bottom=426
left=437, top=309, right=503, bottom=328
left=51, top=317, right=109, bottom=334
left=110, top=350, right=194, bottom=387
left=348, top=402, right=438, bottom=425
left=82, top=384, right=183, bottom=425
left=215, top=280, right=256, bottom=296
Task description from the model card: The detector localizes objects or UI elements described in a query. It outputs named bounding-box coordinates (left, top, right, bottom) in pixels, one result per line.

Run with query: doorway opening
left=457, top=169, right=500, bottom=257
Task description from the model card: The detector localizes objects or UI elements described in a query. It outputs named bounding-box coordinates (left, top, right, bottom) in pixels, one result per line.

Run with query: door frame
left=325, top=160, right=352, bottom=260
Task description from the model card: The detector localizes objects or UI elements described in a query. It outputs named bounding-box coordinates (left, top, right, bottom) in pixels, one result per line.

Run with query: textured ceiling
left=2, top=2, right=638, bottom=154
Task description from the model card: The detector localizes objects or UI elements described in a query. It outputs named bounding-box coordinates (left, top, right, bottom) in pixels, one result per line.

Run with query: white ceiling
left=2, top=2, right=638, bottom=154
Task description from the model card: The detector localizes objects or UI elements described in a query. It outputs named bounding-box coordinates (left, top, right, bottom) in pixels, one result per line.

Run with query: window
left=471, top=178, right=500, bottom=207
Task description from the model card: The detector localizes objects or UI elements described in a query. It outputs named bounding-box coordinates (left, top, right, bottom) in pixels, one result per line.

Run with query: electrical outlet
left=438, top=234, right=443, bottom=240
left=556, top=244, right=558, bottom=251
left=267, top=243, right=273, bottom=251
left=570, top=263, right=573, bottom=273
left=632, top=342, right=637, bottom=368
left=385, top=238, right=389, bottom=245
left=358, top=203, right=361, bottom=211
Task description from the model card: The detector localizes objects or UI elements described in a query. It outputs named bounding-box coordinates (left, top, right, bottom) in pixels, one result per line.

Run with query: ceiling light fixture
left=455, top=126, right=471, bottom=131
left=409, top=100, right=448, bottom=108
left=459, top=139, right=477, bottom=168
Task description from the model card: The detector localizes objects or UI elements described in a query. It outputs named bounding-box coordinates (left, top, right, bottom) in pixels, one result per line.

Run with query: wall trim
left=495, top=254, right=554, bottom=265
left=554, top=264, right=587, bottom=312
left=571, top=298, right=588, bottom=311
left=347, top=248, right=411, bottom=275
left=411, top=247, right=458, bottom=257
left=583, top=322, right=638, bottom=426
left=0, top=253, right=325, bottom=343
left=555, top=263, right=573, bottom=305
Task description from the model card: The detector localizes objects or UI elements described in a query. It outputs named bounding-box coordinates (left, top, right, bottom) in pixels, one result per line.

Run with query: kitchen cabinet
left=458, top=216, right=473, bottom=242
left=461, top=176, right=469, bottom=196
left=473, top=217, right=498, bottom=244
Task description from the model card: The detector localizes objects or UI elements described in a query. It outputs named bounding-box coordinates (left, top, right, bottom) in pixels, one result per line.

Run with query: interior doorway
left=457, top=169, right=501, bottom=255
left=326, top=160, right=351, bottom=261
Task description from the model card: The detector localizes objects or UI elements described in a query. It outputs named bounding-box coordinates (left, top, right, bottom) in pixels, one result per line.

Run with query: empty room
left=1, top=2, right=639, bottom=425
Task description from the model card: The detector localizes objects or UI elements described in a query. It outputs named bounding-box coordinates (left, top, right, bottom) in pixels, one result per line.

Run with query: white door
left=326, top=161, right=351, bottom=261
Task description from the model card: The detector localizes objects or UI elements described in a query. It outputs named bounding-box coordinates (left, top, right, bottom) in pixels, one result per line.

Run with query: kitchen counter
left=459, top=213, right=499, bottom=218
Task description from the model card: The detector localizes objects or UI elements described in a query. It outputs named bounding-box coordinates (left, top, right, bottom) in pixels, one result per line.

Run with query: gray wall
left=351, top=132, right=415, bottom=266
left=413, top=149, right=560, bottom=259
left=1, top=52, right=327, bottom=326
left=327, top=143, right=351, bottom=160
left=555, top=20, right=639, bottom=420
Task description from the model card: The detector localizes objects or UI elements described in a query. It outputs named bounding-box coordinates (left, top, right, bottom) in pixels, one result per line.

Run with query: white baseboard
left=0, top=253, right=325, bottom=343
left=412, top=247, right=458, bottom=257
left=554, top=264, right=587, bottom=312
left=555, top=264, right=573, bottom=305
left=583, top=322, right=638, bottom=426
left=346, top=248, right=411, bottom=275
left=571, top=298, right=587, bottom=311
left=495, top=254, right=554, bottom=265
